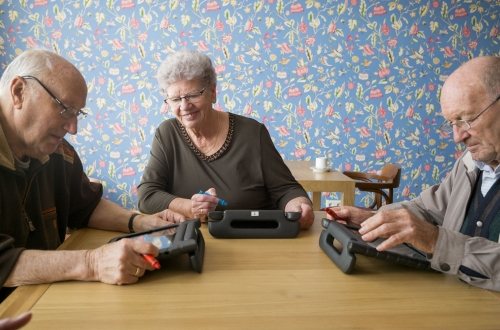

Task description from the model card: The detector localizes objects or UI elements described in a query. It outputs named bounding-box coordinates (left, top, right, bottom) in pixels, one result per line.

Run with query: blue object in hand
left=198, top=190, right=228, bottom=206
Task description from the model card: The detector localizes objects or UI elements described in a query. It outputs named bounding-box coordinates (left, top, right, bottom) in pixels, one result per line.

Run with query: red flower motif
left=290, top=3, right=304, bottom=13
left=122, top=167, right=136, bottom=177
left=369, top=89, right=383, bottom=98
left=373, top=6, right=386, bottom=15
left=454, top=8, right=467, bottom=17
left=288, top=87, right=301, bottom=97
left=206, top=1, right=220, bottom=11
left=120, top=0, right=135, bottom=9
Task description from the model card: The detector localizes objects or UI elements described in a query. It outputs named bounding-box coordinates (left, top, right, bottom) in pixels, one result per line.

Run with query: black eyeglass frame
left=439, top=94, right=500, bottom=134
left=163, top=87, right=206, bottom=105
left=21, top=75, right=88, bottom=119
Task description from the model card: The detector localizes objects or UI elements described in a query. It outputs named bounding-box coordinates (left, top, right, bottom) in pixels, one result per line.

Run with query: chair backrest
left=379, top=164, right=401, bottom=187
left=343, top=163, right=402, bottom=209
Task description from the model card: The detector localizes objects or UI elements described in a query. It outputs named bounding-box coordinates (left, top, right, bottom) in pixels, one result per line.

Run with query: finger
left=0, top=312, right=32, bottom=329
left=374, top=233, right=404, bottom=251
left=358, top=212, right=385, bottom=234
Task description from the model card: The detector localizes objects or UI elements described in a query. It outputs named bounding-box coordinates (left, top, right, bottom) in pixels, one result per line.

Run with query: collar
left=0, top=122, right=16, bottom=171
left=462, top=151, right=476, bottom=173
left=0, top=122, right=49, bottom=171
left=474, top=160, right=500, bottom=178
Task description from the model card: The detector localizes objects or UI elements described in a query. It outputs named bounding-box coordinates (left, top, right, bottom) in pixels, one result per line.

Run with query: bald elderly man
left=328, top=56, right=500, bottom=291
left=0, top=50, right=184, bottom=301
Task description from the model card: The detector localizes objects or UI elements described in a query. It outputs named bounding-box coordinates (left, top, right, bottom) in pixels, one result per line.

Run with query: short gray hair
left=156, top=50, right=216, bottom=93
left=0, top=49, right=56, bottom=93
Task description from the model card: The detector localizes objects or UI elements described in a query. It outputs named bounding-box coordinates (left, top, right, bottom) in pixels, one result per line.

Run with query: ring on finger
left=134, top=267, right=141, bottom=277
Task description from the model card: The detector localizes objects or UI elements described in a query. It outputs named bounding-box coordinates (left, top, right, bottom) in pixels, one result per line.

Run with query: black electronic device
left=207, top=210, right=301, bottom=238
left=109, top=219, right=204, bottom=273
left=319, top=218, right=430, bottom=274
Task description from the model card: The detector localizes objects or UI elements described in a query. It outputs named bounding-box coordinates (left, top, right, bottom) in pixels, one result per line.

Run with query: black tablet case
left=319, top=219, right=430, bottom=273
left=208, top=210, right=301, bottom=238
left=109, top=219, right=205, bottom=273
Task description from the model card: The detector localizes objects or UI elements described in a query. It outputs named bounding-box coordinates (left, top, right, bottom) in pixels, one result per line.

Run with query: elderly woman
left=137, top=50, right=314, bottom=229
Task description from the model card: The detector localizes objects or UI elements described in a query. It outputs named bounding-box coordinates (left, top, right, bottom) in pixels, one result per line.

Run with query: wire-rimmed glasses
left=21, top=75, right=88, bottom=119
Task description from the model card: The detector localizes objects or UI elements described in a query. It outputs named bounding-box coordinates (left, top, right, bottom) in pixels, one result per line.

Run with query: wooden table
left=285, top=160, right=356, bottom=209
left=1, top=212, right=499, bottom=329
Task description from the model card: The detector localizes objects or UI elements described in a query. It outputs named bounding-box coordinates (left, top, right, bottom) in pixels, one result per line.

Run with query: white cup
left=315, top=157, right=328, bottom=170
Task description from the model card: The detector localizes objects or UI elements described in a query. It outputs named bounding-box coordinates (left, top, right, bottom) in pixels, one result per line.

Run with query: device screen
left=345, top=226, right=426, bottom=258
left=134, top=227, right=176, bottom=252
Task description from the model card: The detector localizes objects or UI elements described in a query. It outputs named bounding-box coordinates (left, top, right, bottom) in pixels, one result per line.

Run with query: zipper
left=21, top=171, right=38, bottom=232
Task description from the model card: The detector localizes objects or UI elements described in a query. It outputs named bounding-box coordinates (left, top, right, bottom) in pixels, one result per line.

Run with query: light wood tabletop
left=1, top=212, right=499, bottom=329
left=285, top=160, right=356, bottom=209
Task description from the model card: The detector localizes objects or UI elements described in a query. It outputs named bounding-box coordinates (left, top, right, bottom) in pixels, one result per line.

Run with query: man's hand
left=86, top=238, right=159, bottom=285
left=134, top=209, right=185, bottom=232
left=285, top=197, right=314, bottom=229
left=323, top=206, right=374, bottom=226
left=358, top=208, right=439, bottom=254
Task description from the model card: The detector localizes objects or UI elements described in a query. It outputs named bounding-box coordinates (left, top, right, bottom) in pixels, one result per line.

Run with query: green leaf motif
left=274, top=82, right=282, bottom=99
left=306, top=47, right=312, bottom=61
left=359, top=0, right=366, bottom=17
left=384, top=131, right=391, bottom=145
left=303, top=130, right=310, bottom=144
left=441, top=2, right=448, bottom=18
left=411, top=168, right=420, bottom=180
left=254, top=1, right=263, bottom=13
left=107, top=80, right=115, bottom=95
left=277, top=0, right=284, bottom=15
left=388, top=49, right=394, bottom=63
left=356, top=83, right=363, bottom=100
left=108, top=162, right=116, bottom=178
left=432, top=165, right=440, bottom=181
left=253, top=85, right=261, bottom=96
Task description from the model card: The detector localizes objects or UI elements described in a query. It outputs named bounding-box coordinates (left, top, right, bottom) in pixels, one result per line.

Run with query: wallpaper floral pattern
left=0, top=0, right=499, bottom=208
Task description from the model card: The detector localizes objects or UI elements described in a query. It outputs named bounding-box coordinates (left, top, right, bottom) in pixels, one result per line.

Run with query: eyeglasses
left=164, top=87, right=206, bottom=106
left=21, top=75, right=88, bottom=119
left=439, top=94, right=500, bottom=134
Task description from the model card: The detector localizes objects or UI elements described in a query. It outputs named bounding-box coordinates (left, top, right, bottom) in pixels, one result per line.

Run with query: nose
left=452, top=125, right=469, bottom=143
left=63, top=116, right=78, bottom=135
left=179, top=98, right=192, bottom=111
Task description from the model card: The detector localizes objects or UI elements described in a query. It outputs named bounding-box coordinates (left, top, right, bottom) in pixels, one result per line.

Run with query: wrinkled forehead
left=34, top=66, right=87, bottom=111
left=440, top=74, right=487, bottom=117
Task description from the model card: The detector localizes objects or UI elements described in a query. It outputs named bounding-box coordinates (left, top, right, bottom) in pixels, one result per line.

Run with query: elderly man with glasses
left=0, top=49, right=184, bottom=300
left=327, top=56, right=500, bottom=291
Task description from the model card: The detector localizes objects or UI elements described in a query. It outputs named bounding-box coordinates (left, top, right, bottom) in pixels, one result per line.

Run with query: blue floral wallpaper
left=0, top=0, right=499, bottom=208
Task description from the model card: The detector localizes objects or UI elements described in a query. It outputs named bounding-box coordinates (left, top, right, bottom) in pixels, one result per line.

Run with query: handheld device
left=319, top=218, right=430, bottom=274
left=207, top=210, right=301, bottom=238
left=109, top=219, right=205, bottom=273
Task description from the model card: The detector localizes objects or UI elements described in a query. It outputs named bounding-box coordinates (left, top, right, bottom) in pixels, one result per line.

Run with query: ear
left=10, top=76, right=26, bottom=110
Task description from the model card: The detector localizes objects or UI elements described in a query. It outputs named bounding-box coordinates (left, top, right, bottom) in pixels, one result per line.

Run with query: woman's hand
left=190, top=187, right=219, bottom=222
left=285, top=197, right=314, bottom=229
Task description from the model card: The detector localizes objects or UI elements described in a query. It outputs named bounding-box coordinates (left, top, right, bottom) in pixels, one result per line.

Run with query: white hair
left=156, top=49, right=216, bottom=94
left=0, top=49, right=57, bottom=93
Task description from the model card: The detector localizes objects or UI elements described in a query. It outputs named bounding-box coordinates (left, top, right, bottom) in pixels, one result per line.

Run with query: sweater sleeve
left=0, top=234, right=24, bottom=287
left=259, top=123, right=310, bottom=209
left=137, top=124, right=177, bottom=213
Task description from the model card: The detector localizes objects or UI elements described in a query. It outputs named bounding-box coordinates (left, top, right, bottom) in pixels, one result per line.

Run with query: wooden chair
left=342, top=164, right=401, bottom=209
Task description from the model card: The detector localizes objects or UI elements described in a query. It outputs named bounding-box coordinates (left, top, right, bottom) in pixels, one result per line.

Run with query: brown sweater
left=138, top=113, right=309, bottom=212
